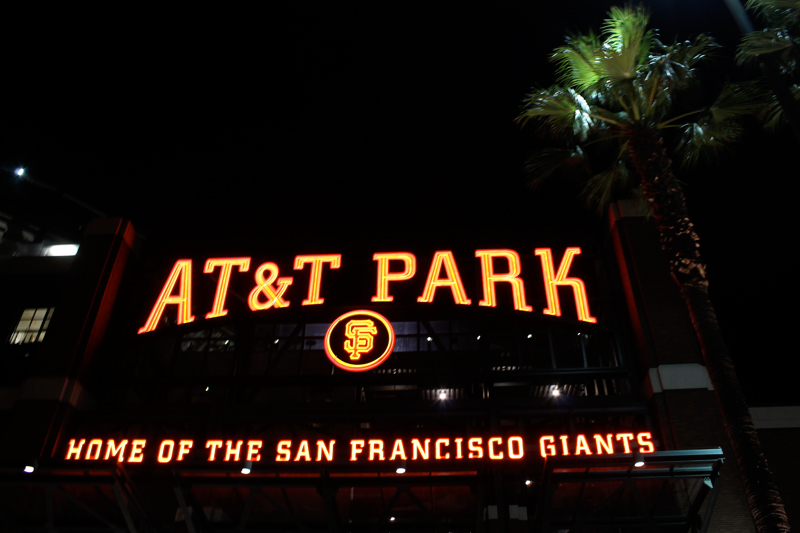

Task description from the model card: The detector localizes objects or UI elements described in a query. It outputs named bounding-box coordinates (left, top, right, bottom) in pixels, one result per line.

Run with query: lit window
left=8, top=308, right=55, bottom=344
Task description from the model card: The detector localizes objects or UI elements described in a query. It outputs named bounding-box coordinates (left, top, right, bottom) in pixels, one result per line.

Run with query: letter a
left=138, top=260, right=195, bottom=333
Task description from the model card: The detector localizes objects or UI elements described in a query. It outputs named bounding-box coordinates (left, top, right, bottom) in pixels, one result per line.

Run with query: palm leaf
left=675, top=118, right=745, bottom=168
left=525, top=147, right=587, bottom=188
left=517, top=87, right=595, bottom=140
left=710, top=81, right=769, bottom=122
left=551, top=32, right=603, bottom=92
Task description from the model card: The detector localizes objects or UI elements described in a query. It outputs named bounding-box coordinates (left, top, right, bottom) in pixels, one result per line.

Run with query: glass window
left=8, top=308, right=55, bottom=344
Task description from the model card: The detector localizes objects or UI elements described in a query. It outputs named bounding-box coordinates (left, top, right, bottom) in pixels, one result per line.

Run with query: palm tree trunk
left=627, top=128, right=790, bottom=533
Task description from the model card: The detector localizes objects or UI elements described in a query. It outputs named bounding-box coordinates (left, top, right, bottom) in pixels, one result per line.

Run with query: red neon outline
left=324, top=310, right=396, bottom=372
left=508, top=436, right=524, bottom=459
left=539, top=436, right=556, bottom=458
left=138, top=260, right=195, bottom=333
left=389, top=439, right=407, bottom=461
left=369, top=439, right=385, bottom=461
left=637, top=432, right=655, bottom=453
left=468, top=438, right=483, bottom=459
left=488, top=437, right=504, bottom=460
left=417, top=251, right=471, bottom=305
left=371, top=253, right=416, bottom=302
left=104, top=440, right=128, bottom=462
left=535, top=248, right=597, bottom=323
left=177, top=440, right=193, bottom=461
left=86, top=439, right=103, bottom=460
left=575, top=434, right=592, bottom=455
left=206, top=440, right=223, bottom=461
left=435, top=438, right=450, bottom=460
left=128, top=440, right=146, bottom=463
left=317, top=440, right=335, bottom=462
left=295, top=440, right=312, bottom=462
left=204, top=258, right=251, bottom=319
left=350, top=440, right=365, bottom=461
left=475, top=250, right=532, bottom=312
left=276, top=440, right=291, bottom=462
left=616, top=433, right=635, bottom=454
left=248, top=262, right=293, bottom=310
left=247, top=441, right=263, bottom=462
left=595, top=434, right=614, bottom=454
left=224, top=440, right=243, bottom=462
left=66, top=438, right=86, bottom=460
left=293, top=255, right=341, bottom=305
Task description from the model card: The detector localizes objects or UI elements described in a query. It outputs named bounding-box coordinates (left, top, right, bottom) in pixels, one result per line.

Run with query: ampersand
left=248, top=263, right=293, bottom=310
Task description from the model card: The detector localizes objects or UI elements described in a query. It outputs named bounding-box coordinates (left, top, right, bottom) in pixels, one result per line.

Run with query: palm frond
left=551, top=32, right=603, bottom=92
left=761, top=83, right=800, bottom=129
left=525, top=147, right=587, bottom=188
left=745, top=0, right=800, bottom=28
left=675, top=118, right=745, bottom=168
left=710, top=81, right=770, bottom=122
left=516, top=87, right=595, bottom=140
left=736, top=29, right=798, bottom=73
left=580, top=160, right=633, bottom=215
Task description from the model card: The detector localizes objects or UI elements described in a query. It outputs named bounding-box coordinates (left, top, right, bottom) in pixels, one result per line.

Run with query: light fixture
left=274, top=339, right=279, bottom=344
left=525, top=479, right=531, bottom=486
left=241, top=460, right=253, bottom=474
left=205, top=386, right=210, bottom=392
left=527, top=334, right=532, bottom=338
left=439, top=391, right=447, bottom=400
left=396, top=460, right=406, bottom=474
left=552, top=388, right=560, bottom=397
left=634, top=452, right=645, bottom=468
left=14, top=167, right=24, bottom=177
left=389, top=517, right=396, bottom=521
left=426, top=336, right=432, bottom=342
left=45, top=244, right=79, bottom=257
left=476, top=335, right=481, bottom=340
left=23, top=465, right=35, bottom=473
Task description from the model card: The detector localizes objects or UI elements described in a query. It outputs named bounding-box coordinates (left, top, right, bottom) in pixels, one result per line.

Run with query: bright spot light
left=426, top=336, right=432, bottom=342
left=241, top=467, right=251, bottom=474
left=23, top=465, right=34, bottom=473
left=525, top=479, right=531, bottom=486
left=634, top=461, right=645, bottom=467
left=396, top=466, right=406, bottom=474
left=476, top=335, right=481, bottom=340
left=552, top=389, right=560, bottom=397
left=389, top=517, right=396, bottom=522
left=274, top=339, right=279, bottom=344
left=14, top=168, right=24, bottom=177
left=205, top=387, right=210, bottom=392
left=439, top=391, right=447, bottom=400
left=46, top=244, right=79, bottom=257
left=527, top=334, right=532, bottom=338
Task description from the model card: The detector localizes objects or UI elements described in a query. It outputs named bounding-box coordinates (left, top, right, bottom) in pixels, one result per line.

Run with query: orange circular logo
left=324, top=310, right=395, bottom=372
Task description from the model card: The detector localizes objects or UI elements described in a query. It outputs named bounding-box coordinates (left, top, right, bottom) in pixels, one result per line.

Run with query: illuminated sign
left=63, top=433, right=655, bottom=465
left=324, top=310, right=396, bottom=372
left=138, top=248, right=596, bottom=334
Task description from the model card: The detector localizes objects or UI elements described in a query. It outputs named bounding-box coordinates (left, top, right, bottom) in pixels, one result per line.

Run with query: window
left=8, top=308, right=55, bottom=344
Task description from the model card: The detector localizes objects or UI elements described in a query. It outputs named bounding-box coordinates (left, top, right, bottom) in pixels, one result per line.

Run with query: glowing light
left=525, top=480, right=532, bottom=486
left=372, top=252, right=416, bottom=302
left=178, top=440, right=193, bottom=461
left=138, top=260, right=195, bottom=334
left=616, top=433, right=635, bottom=454
left=225, top=440, right=244, bottom=462
left=247, top=441, right=263, bottom=462
left=23, top=465, right=34, bottom=473
left=46, top=244, right=79, bottom=256
left=248, top=263, right=293, bottom=310
left=552, top=389, right=560, bottom=397
left=417, top=251, right=471, bottom=305
left=158, top=440, right=175, bottom=463
left=396, top=466, right=406, bottom=474
left=206, top=440, right=223, bottom=461
left=439, top=391, right=447, bottom=400
left=128, top=440, right=146, bottom=463
left=344, top=319, right=378, bottom=360
left=475, top=250, right=532, bottom=312
left=104, top=440, right=128, bottom=462
left=204, top=258, right=250, bottom=319
left=14, top=167, right=24, bottom=177
left=535, top=248, right=596, bottom=323
left=241, top=466, right=251, bottom=474
left=293, top=255, right=341, bottom=305
left=488, top=437, right=504, bottom=459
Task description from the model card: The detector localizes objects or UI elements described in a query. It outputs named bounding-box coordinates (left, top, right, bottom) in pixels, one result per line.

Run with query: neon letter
left=575, top=435, right=592, bottom=455
left=206, top=440, right=223, bottom=461
left=468, top=438, right=483, bottom=459
left=435, top=438, right=450, bottom=459
left=225, top=440, right=243, bottom=462
left=138, top=260, right=194, bottom=333
left=128, top=440, right=146, bottom=463
left=85, top=439, right=103, bottom=460
left=276, top=440, right=291, bottom=462
left=66, top=439, right=86, bottom=460
left=637, top=432, right=655, bottom=453
left=595, top=434, right=614, bottom=454
left=372, top=253, right=416, bottom=302
left=508, top=437, right=524, bottom=459
left=475, top=250, right=532, bottom=312
left=104, top=440, right=128, bottom=462
left=488, top=437, right=504, bottom=459
left=247, top=440, right=263, bottom=461
left=350, top=440, right=365, bottom=461
left=294, top=255, right=341, bottom=305
left=158, top=440, right=175, bottom=463
left=178, top=440, right=193, bottom=461
left=248, top=263, right=293, bottom=310
left=559, top=435, right=570, bottom=455
left=616, top=433, right=635, bottom=454
left=417, top=251, right=471, bottom=305
left=368, top=440, right=385, bottom=461
left=389, top=439, right=407, bottom=461
left=539, top=436, right=556, bottom=458
left=535, top=248, right=596, bottom=323
left=317, top=440, right=335, bottom=462
left=455, top=438, right=464, bottom=459
left=294, top=440, right=311, bottom=461
left=204, top=258, right=250, bottom=319
left=412, top=438, right=430, bottom=460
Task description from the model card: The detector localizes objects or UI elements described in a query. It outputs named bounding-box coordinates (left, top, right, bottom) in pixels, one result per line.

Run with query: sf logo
left=344, top=320, right=378, bottom=360
left=324, top=310, right=396, bottom=372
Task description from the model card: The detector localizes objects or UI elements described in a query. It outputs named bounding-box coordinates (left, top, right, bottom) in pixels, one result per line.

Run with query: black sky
left=1, top=2, right=796, bottom=403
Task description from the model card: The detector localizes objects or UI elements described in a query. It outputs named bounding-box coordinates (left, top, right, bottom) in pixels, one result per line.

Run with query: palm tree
left=517, top=7, right=790, bottom=533
left=737, top=0, right=800, bottom=138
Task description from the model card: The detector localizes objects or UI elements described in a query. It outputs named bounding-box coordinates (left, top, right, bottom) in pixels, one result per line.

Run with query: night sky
left=1, top=2, right=796, bottom=403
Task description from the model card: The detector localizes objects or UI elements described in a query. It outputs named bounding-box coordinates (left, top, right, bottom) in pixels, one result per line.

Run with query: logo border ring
left=324, top=310, right=395, bottom=372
